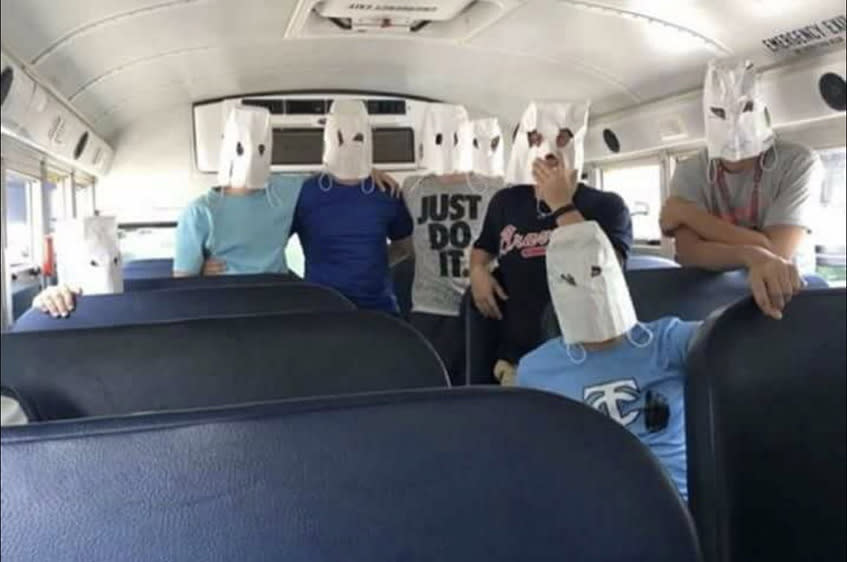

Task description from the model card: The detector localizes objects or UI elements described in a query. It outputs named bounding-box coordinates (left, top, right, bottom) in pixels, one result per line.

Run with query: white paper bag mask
left=505, top=101, right=590, bottom=185
left=420, top=104, right=471, bottom=175
left=218, top=105, right=272, bottom=189
left=704, top=59, right=774, bottom=162
left=324, top=99, right=373, bottom=181
left=467, top=118, right=504, bottom=177
left=55, top=216, right=123, bottom=295
left=546, top=221, right=636, bottom=344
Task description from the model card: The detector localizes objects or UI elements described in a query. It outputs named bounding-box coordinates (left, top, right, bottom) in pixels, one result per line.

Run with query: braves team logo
left=583, top=379, right=640, bottom=426
left=499, top=225, right=553, bottom=258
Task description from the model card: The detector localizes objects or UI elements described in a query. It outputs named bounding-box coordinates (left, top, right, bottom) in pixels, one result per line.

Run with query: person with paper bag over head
left=470, top=101, right=632, bottom=386
left=518, top=221, right=701, bottom=500
left=661, top=58, right=822, bottom=320
left=32, top=216, right=122, bottom=317
left=288, top=99, right=414, bottom=313
left=179, top=104, right=400, bottom=278
left=400, top=104, right=505, bottom=382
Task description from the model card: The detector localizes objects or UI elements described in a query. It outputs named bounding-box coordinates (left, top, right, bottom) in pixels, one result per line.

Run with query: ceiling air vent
left=287, top=0, right=525, bottom=41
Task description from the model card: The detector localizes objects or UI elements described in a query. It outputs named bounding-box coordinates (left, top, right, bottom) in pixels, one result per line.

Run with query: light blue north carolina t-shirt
left=173, top=174, right=305, bottom=275
left=517, top=317, right=701, bottom=500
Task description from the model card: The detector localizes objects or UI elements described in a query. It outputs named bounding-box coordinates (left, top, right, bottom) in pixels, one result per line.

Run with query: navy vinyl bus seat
left=626, top=254, right=680, bottom=270
left=2, top=312, right=448, bottom=421
left=686, top=290, right=846, bottom=562
left=1, top=388, right=702, bottom=562
left=12, top=283, right=354, bottom=332
left=122, top=258, right=174, bottom=280
left=124, top=272, right=299, bottom=291
left=539, top=268, right=831, bottom=341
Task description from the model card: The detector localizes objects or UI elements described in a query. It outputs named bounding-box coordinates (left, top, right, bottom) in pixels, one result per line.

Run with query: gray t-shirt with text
left=403, top=175, right=504, bottom=316
left=670, top=140, right=823, bottom=272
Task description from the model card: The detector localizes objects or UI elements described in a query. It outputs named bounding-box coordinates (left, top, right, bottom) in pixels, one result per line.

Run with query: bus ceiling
left=0, top=1, right=844, bottom=161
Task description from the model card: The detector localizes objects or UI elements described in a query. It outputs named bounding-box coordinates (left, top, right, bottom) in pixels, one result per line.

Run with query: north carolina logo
left=583, top=379, right=640, bottom=426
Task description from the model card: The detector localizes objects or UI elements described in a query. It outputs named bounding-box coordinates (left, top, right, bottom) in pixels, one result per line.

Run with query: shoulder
left=576, top=184, right=627, bottom=215
left=519, top=338, right=564, bottom=370
left=268, top=173, right=308, bottom=191
left=496, top=184, right=533, bottom=202
left=402, top=174, right=430, bottom=191
left=651, top=317, right=702, bottom=347
left=475, top=175, right=507, bottom=192
left=675, top=149, right=710, bottom=173
left=774, top=140, right=820, bottom=167
left=518, top=339, right=567, bottom=385
left=178, top=192, right=215, bottom=221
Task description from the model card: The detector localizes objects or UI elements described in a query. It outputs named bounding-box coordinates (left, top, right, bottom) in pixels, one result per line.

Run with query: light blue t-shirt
left=517, top=317, right=701, bottom=500
left=173, top=175, right=305, bottom=275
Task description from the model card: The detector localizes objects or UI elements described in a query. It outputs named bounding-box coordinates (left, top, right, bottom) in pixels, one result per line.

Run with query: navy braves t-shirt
left=292, top=175, right=414, bottom=312
left=473, top=184, right=632, bottom=363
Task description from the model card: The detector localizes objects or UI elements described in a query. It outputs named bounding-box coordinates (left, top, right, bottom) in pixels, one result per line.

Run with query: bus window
left=816, top=147, right=846, bottom=287
left=119, top=225, right=176, bottom=262
left=600, top=162, right=663, bottom=245
left=4, top=172, right=35, bottom=269
left=76, top=184, right=96, bottom=218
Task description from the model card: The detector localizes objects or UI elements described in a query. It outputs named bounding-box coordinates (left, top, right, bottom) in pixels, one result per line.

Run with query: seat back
left=686, top=290, right=846, bottom=562
left=2, top=312, right=448, bottom=421
left=626, top=254, right=680, bottom=270
left=13, top=284, right=354, bottom=332
left=124, top=272, right=298, bottom=291
left=122, top=258, right=174, bottom=280
left=1, top=389, right=702, bottom=562
left=541, top=268, right=829, bottom=340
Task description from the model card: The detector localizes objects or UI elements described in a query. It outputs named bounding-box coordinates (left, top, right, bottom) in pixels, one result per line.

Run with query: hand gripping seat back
left=12, top=284, right=354, bottom=332
left=1, top=388, right=702, bottom=562
left=686, top=290, right=846, bottom=562
left=1, top=312, right=447, bottom=421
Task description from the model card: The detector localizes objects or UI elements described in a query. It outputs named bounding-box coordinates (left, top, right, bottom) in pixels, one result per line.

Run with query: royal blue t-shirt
left=517, top=317, right=701, bottom=500
left=292, top=175, right=414, bottom=312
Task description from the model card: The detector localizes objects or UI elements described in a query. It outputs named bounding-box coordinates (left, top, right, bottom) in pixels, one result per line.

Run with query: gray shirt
left=403, top=175, right=504, bottom=316
left=670, top=140, right=823, bottom=272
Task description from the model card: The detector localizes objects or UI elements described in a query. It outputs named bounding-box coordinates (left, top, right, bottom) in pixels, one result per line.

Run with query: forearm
left=674, top=228, right=761, bottom=271
left=680, top=207, right=772, bottom=251
left=470, top=248, right=495, bottom=273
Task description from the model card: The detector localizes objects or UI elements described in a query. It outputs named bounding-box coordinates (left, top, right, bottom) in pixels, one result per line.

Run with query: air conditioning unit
left=286, top=0, right=525, bottom=40
left=0, top=55, right=114, bottom=176
left=193, top=94, right=432, bottom=174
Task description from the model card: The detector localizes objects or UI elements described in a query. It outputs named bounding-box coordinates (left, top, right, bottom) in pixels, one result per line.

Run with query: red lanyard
left=712, top=160, right=763, bottom=227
